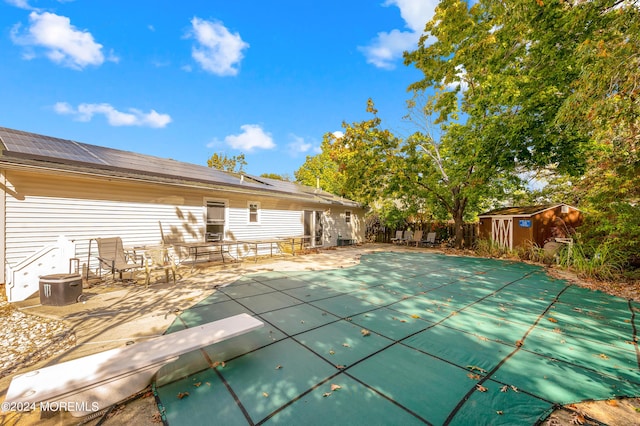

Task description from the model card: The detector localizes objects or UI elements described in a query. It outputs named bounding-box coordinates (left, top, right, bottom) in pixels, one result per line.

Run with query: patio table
left=172, top=241, right=237, bottom=269
left=236, top=238, right=288, bottom=262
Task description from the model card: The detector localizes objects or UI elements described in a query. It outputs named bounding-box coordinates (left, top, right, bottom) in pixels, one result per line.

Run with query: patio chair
left=143, top=246, right=178, bottom=286
left=423, top=232, right=437, bottom=247
left=391, top=230, right=403, bottom=244
left=405, top=230, right=423, bottom=247
left=401, top=230, right=413, bottom=245
left=96, top=237, right=142, bottom=282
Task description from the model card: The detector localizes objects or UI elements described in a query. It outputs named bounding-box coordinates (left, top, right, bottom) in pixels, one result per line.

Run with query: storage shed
left=0, top=127, right=365, bottom=302
left=478, top=204, right=583, bottom=250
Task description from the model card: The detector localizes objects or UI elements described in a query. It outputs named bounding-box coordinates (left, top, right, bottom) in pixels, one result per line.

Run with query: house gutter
left=0, top=159, right=361, bottom=208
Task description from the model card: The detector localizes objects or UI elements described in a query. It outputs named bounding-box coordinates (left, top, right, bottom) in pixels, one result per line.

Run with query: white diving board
left=3, top=313, right=263, bottom=417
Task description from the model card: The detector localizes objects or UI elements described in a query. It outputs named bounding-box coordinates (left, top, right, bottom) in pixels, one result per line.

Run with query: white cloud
left=360, top=0, right=437, bottom=69
left=5, top=0, right=34, bottom=10
left=10, top=12, right=115, bottom=69
left=54, top=102, right=172, bottom=128
left=332, top=131, right=344, bottom=139
left=359, top=29, right=420, bottom=70
left=385, top=0, right=436, bottom=32
left=187, top=17, right=249, bottom=76
left=287, top=134, right=313, bottom=156
left=224, top=124, right=275, bottom=152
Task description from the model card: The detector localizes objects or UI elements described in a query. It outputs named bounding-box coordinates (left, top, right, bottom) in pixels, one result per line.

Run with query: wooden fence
left=367, top=221, right=479, bottom=248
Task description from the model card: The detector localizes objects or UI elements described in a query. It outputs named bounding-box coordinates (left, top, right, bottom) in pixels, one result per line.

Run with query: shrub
left=556, top=238, right=626, bottom=281
left=474, top=238, right=508, bottom=258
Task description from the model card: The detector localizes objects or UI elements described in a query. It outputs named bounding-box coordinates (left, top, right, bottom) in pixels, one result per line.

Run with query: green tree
left=259, top=173, right=291, bottom=181
left=329, top=100, right=403, bottom=205
left=207, top=153, right=247, bottom=173
left=294, top=136, right=346, bottom=196
left=404, top=0, right=592, bottom=177
left=403, top=0, right=639, bottom=254
left=395, top=96, right=522, bottom=247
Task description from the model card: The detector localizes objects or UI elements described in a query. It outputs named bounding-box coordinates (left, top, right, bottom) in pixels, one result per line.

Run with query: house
left=0, top=127, right=364, bottom=302
left=477, top=204, right=583, bottom=250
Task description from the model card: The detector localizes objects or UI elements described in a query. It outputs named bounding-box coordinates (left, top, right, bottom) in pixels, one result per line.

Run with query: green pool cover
left=153, top=252, right=640, bottom=425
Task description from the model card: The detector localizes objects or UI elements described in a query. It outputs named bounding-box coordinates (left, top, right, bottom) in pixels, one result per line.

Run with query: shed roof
left=478, top=204, right=576, bottom=217
left=0, top=127, right=359, bottom=207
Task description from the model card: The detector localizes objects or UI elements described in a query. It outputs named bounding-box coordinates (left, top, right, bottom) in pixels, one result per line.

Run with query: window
left=248, top=202, right=260, bottom=224
left=345, top=210, right=352, bottom=223
left=205, top=200, right=226, bottom=241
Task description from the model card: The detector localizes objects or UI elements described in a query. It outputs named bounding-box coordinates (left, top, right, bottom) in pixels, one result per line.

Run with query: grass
left=474, top=237, right=628, bottom=282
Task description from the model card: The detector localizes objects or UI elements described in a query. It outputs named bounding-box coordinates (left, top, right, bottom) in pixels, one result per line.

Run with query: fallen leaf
left=361, top=329, right=371, bottom=337
left=263, top=392, right=269, bottom=398
left=548, top=317, right=558, bottom=323
left=275, top=365, right=283, bottom=370
left=500, top=385, right=508, bottom=392
left=606, top=399, right=618, bottom=406
left=410, top=314, right=421, bottom=319
left=331, top=384, right=342, bottom=391
left=467, top=365, right=487, bottom=373
left=342, top=343, right=350, bottom=347
left=598, top=353, right=609, bottom=360
left=322, top=392, right=332, bottom=397
left=336, top=365, right=346, bottom=369
left=329, top=350, right=335, bottom=355
left=496, top=410, right=504, bottom=415
left=177, top=392, right=189, bottom=399
left=510, top=385, right=519, bottom=392
left=212, top=361, right=226, bottom=368
left=515, top=340, right=524, bottom=347
left=476, top=384, right=488, bottom=392
left=467, top=373, right=481, bottom=380
left=194, top=382, right=202, bottom=387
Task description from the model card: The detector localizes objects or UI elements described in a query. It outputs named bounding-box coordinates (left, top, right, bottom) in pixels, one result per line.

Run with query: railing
left=5, top=236, right=76, bottom=302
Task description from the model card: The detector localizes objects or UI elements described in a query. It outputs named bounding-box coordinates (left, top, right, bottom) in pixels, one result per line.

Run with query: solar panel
left=0, top=126, right=357, bottom=205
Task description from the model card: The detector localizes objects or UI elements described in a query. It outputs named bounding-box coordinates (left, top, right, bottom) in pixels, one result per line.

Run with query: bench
left=3, top=313, right=263, bottom=417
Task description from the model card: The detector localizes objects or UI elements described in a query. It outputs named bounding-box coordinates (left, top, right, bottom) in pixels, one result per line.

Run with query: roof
left=478, top=204, right=576, bottom=217
left=0, top=127, right=359, bottom=207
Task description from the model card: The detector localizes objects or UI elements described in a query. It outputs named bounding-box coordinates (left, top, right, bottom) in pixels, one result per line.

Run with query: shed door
left=492, top=217, right=513, bottom=249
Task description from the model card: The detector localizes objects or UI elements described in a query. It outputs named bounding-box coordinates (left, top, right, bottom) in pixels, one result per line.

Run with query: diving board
left=3, top=313, right=263, bottom=417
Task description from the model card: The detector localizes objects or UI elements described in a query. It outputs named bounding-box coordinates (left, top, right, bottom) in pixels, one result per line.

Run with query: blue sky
left=1, top=0, right=437, bottom=177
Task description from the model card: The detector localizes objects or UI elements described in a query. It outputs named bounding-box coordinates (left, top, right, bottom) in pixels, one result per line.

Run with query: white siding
left=2, top=169, right=365, bottom=288
left=324, top=207, right=364, bottom=246
left=5, top=195, right=203, bottom=272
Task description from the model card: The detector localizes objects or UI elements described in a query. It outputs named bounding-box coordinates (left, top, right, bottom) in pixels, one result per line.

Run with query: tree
left=294, top=136, right=347, bottom=197
left=404, top=0, right=592, bottom=177
left=557, top=1, right=640, bottom=262
left=207, top=153, right=247, bottom=173
left=403, top=0, right=639, bottom=253
left=328, top=100, right=403, bottom=205
left=259, top=173, right=291, bottom=181
left=399, top=114, right=520, bottom=247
